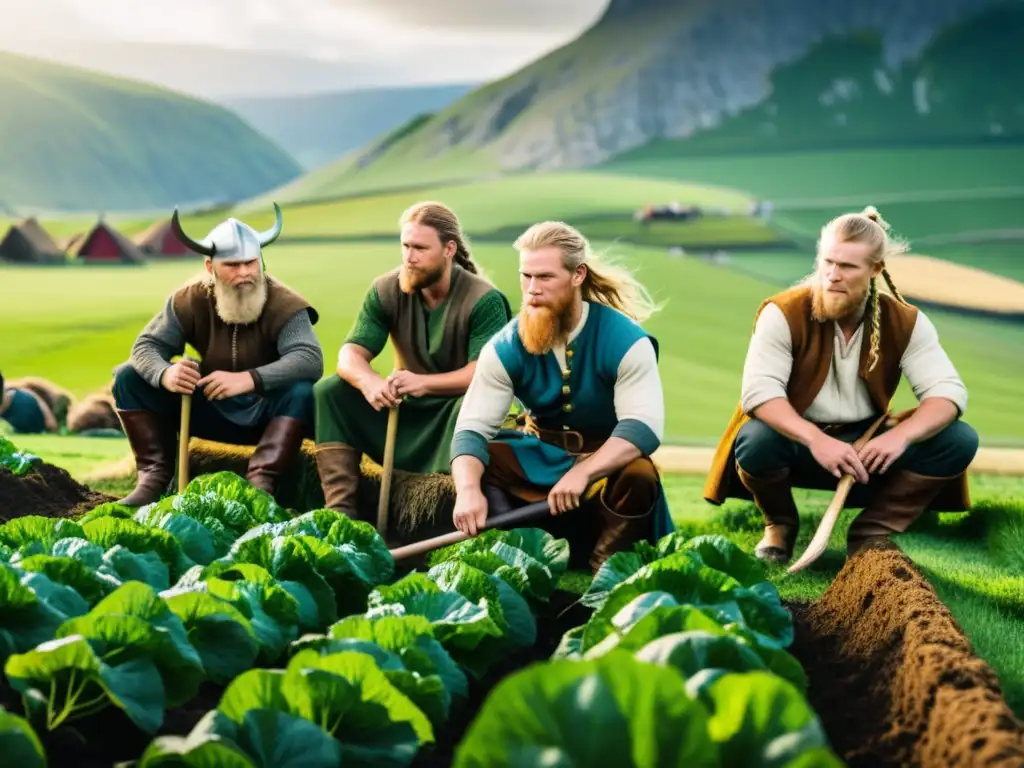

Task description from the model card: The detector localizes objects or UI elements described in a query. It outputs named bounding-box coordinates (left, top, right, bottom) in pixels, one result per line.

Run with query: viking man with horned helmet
left=111, top=204, right=324, bottom=506
left=449, top=221, right=675, bottom=574
left=703, top=206, right=979, bottom=562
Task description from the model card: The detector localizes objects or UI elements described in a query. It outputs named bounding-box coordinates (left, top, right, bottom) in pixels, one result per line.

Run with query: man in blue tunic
left=448, top=221, right=674, bottom=573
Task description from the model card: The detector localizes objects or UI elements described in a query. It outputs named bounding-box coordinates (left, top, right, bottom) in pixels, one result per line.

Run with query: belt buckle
left=562, top=430, right=585, bottom=454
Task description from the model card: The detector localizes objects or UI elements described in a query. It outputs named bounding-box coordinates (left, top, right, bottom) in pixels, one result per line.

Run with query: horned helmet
left=170, top=203, right=283, bottom=271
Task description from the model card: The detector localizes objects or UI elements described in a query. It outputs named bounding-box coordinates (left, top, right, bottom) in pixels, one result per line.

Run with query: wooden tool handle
left=178, top=394, right=192, bottom=493
left=376, top=406, right=400, bottom=538
left=785, top=411, right=888, bottom=573
left=389, top=499, right=551, bottom=561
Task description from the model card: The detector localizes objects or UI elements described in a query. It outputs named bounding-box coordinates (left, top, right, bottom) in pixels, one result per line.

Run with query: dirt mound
left=790, top=542, right=1024, bottom=767
left=0, top=462, right=115, bottom=521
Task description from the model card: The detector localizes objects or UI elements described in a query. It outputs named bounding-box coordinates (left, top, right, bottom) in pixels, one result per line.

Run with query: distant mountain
left=224, top=83, right=478, bottom=170
left=0, top=52, right=302, bottom=213
left=295, top=0, right=1024, bottom=196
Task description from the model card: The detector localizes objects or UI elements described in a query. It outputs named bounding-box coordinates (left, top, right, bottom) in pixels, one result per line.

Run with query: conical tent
left=0, top=217, right=65, bottom=264
left=135, top=217, right=195, bottom=257
left=70, top=220, right=146, bottom=264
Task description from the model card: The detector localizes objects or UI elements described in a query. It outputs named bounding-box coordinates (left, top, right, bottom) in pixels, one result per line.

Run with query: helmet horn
left=257, top=203, right=283, bottom=247
left=170, top=208, right=216, bottom=257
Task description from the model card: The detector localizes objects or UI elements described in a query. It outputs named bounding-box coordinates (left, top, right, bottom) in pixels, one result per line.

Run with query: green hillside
left=0, top=52, right=302, bottom=213
left=269, top=0, right=1023, bottom=201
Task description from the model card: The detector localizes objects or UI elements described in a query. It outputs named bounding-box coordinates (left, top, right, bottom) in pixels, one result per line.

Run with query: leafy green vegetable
left=0, top=705, right=46, bottom=768
left=697, top=671, right=844, bottom=767
left=163, top=591, right=259, bottom=685
left=452, top=650, right=719, bottom=767
left=5, top=633, right=165, bottom=733
left=0, top=436, right=39, bottom=476
left=139, top=708, right=342, bottom=767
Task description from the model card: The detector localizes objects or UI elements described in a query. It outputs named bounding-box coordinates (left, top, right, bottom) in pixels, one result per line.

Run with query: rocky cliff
left=348, top=0, right=1023, bottom=175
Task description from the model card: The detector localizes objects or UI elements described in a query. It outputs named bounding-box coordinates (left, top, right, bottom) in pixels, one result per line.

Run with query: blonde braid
left=867, top=276, right=881, bottom=373
left=880, top=266, right=906, bottom=304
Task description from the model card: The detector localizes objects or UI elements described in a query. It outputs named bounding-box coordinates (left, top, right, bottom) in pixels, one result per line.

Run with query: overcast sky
left=1, top=0, right=609, bottom=98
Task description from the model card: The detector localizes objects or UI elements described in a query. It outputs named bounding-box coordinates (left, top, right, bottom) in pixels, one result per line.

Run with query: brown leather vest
left=172, top=276, right=317, bottom=376
left=701, top=284, right=974, bottom=509
left=374, top=263, right=501, bottom=374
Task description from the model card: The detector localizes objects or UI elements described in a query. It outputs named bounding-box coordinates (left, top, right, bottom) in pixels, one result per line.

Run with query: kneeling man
left=449, top=221, right=674, bottom=573
left=703, top=206, right=979, bottom=561
left=112, top=205, right=323, bottom=506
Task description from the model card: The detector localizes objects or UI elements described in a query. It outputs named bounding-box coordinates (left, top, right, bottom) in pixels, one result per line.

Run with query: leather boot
left=116, top=409, right=176, bottom=507
left=314, top=441, right=362, bottom=514
left=589, top=496, right=653, bottom=574
left=736, top=461, right=800, bottom=563
left=246, top=417, right=306, bottom=497
left=847, top=468, right=951, bottom=555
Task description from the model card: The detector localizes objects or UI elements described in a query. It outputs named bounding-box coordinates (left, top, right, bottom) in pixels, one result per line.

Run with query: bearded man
left=449, top=221, right=675, bottom=574
left=313, top=201, right=512, bottom=517
left=111, top=204, right=323, bottom=506
left=704, top=206, right=979, bottom=562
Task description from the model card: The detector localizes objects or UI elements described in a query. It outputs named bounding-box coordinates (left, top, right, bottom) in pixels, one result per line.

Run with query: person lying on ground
left=313, top=201, right=512, bottom=519
left=110, top=204, right=323, bottom=506
left=448, top=220, right=675, bottom=575
left=703, top=205, right=979, bottom=563
left=0, top=370, right=60, bottom=434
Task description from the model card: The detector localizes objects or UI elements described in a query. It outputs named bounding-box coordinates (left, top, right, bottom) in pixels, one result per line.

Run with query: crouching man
left=112, top=204, right=323, bottom=506
left=312, top=201, right=511, bottom=517
left=448, top=221, right=675, bottom=574
left=703, top=206, right=979, bottom=562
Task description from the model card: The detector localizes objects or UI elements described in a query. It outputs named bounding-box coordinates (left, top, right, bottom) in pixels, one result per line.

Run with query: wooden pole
left=388, top=499, right=551, bottom=561
left=376, top=406, right=399, bottom=538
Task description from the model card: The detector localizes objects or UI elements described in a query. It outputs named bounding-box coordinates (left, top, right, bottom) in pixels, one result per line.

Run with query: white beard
left=212, top=276, right=268, bottom=325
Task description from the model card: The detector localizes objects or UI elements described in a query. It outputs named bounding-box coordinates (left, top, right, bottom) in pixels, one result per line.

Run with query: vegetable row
left=0, top=461, right=846, bottom=766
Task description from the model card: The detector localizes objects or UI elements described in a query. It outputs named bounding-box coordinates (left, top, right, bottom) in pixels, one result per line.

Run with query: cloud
left=329, top=0, right=607, bottom=34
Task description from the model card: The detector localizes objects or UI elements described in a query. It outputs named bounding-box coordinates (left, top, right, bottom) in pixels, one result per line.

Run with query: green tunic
left=315, top=264, right=512, bottom=474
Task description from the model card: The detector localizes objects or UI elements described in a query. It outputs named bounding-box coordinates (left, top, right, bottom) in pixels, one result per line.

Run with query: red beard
left=399, top=263, right=443, bottom=294
left=518, top=297, right=575, bottom=355
left=811, top=283, right=869, bottom=322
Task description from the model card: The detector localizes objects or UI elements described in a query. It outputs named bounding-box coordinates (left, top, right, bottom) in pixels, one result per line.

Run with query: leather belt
left=519, top=414, right=605, bottom=455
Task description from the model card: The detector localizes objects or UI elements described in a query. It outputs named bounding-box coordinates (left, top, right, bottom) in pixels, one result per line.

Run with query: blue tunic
left=452, top=302, right=674, bottom=542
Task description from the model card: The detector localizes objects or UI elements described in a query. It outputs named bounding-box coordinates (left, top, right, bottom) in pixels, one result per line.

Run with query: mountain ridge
left=316, top=0, right=1023, bottom=193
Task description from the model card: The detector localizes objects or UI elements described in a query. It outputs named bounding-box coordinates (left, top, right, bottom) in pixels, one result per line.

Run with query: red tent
left=70, top=220, right=145, bottom=264
left=135, top=218, right=196, bottom=257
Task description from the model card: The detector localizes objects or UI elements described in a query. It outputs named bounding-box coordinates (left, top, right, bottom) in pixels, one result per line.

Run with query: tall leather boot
left=246, top=417, right=306, bottom=497
left=589, top=496, right=653, bottom=574
left=847, top=468, right=952, bottom=555
left=736, top=461, right=800, bottom=563
left=116, top=409, right=176, bottom=507
left=314, top=441, right=362, bottom=514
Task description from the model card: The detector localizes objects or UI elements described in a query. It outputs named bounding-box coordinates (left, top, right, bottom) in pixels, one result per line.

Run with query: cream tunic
left=740, top=302, right=968, bottom=423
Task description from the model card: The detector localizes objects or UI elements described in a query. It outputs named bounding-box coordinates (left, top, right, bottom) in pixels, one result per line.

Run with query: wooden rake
left=786, top=410, right=891, bottom=573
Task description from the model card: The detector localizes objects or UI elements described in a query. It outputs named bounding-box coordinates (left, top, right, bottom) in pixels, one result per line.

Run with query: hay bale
left=185, top=438, right=459, bottom=542
left=66, top=391, right=123, bottom=435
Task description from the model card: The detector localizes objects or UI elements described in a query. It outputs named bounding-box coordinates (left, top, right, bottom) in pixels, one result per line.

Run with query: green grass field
left=4, top=238, right=1024, bottom=445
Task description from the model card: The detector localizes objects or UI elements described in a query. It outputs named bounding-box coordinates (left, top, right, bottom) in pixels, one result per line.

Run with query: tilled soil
left=789, top=541, right=1024, bottom=767
left=0, top=462, right=115, bottom=521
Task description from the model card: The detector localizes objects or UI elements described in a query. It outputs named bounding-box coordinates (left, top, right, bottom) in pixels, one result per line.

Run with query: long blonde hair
left=813, top=205, right=910, bottom=372
left=513, top=221, right=662, bottom=324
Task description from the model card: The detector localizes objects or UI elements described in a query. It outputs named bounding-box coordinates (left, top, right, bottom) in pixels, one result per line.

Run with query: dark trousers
left=734, top=415, right=979, bottom=496
left=112, top=365, right=315, bottom=445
